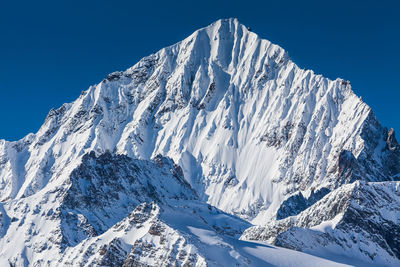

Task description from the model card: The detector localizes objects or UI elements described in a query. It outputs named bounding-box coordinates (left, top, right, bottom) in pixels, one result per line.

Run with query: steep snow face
left=242, top=181, right=400, bottom=266
left=0, top=18, right=398, bottom=224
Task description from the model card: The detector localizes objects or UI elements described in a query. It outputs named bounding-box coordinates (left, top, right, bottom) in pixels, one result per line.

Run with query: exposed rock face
left=386, top=128, right=398, bottom=151
left=276, top=187, right=330, bottom=219
left=384, top=128, right=400, bottom=177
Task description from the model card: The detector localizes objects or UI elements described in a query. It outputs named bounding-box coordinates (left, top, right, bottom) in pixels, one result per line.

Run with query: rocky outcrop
left=384, top=128, right=400, bottom=177
left=276, top=187, right=330, bottom=219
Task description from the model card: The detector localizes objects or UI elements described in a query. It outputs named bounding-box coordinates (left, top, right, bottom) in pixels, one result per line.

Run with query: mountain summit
left=0, top=19, right=399, bottom=266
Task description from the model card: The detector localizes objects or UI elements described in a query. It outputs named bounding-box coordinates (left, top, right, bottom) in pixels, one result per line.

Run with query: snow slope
left=0, top=18, right=399, bottom=265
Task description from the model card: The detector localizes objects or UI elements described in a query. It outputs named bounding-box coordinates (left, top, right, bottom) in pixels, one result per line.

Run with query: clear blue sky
left=0, top=0, right=399, bottom=141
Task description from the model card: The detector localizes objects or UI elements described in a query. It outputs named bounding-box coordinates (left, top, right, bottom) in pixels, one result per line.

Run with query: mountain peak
left=200, top=18, right=243, bottom=32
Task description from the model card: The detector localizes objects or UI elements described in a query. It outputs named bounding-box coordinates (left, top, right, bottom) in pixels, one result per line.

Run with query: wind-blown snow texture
left=0, top=18, right=399, bottom=266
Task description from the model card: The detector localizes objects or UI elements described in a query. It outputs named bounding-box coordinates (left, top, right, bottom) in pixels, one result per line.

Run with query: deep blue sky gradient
left=0, top=0, right=399, bottom=140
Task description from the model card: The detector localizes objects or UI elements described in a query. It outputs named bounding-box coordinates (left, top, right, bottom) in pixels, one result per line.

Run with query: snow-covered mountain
left=0, top=18, right=399, bottom=266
